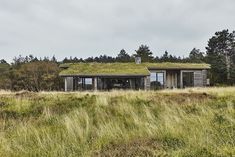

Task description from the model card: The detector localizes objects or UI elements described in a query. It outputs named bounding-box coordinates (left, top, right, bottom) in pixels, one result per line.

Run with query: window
left=150, top=72, right=165, bottom=90
left=77, top=78, right=93, bottom=90
left=150, top=73, right=157, bottom=82
left=85, top=78, right=92, bottom=85
left=85, top=78, right=93, bottom=90
left=150, top=72, right=164, bottom=90
left=150, top=73, right=157, bottom=90
left=78, top=78, right=83, bottom=90
left=183, top=72, right=194, bottom=87
left=156, top=73, right=164, bottom=85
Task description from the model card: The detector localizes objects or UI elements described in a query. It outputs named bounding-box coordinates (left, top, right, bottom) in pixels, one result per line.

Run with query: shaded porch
left=65, top=76, right=147, bottom=91
left=97, top=77, right=145, bottom=90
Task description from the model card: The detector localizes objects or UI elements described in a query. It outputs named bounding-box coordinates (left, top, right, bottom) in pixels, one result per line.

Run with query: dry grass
left=0, top=87, right=234, bottom=157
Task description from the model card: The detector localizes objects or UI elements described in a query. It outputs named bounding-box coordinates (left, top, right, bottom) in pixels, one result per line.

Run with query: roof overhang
left=59, top=74, right=149, bottom=77
left=59, top=62, right=211, bottom=77
left=147, top=67, right=211, bottom=70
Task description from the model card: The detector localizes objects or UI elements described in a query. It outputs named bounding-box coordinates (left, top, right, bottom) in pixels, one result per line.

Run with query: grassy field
left=0, top=87, right=234, bottom=157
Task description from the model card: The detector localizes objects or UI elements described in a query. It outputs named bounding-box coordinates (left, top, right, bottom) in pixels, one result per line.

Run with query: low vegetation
left=0, top=87, right=234, bottom=156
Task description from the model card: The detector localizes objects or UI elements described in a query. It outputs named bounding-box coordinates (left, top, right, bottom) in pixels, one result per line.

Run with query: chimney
left=135, top=57, right=141, bottom=64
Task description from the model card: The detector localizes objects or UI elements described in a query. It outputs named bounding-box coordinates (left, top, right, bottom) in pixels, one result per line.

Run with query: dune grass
left=0, top=87, right=234, bottom=156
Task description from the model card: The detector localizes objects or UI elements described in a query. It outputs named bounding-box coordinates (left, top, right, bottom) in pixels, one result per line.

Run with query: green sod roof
left=60, top=63, right=150, bottom=76
left=59, top=62, right=210, bottom=76
left=145, top=62, right=211, bottom=70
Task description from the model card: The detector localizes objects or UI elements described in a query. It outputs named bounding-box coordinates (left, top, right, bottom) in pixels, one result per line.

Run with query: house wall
left=93, top=77, right=98, bottom=90
left=180, top=70, right=207, bottom=88
left=166, top=71, right=179, bottom=89
left=194, top=71, right=203, bottom=87
left=144, top=76, right=151, bottom=90
left=202, top=70, right=207, bottom=86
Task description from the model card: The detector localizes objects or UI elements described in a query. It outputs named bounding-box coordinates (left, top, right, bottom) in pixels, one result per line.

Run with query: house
left=59, top=61, right=210, bottom=91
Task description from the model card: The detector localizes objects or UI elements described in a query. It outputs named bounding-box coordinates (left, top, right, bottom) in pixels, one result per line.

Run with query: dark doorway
left=183, top=72, right=194, bottom=87
left=107, top=78, right=129, bottom=90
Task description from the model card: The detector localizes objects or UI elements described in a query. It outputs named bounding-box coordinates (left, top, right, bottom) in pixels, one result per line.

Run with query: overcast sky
left=0, top=0, right=235, bottom=62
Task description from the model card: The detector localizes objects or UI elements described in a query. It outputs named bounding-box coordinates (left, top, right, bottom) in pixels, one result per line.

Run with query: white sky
left=0, top=0, right=235, bottom=62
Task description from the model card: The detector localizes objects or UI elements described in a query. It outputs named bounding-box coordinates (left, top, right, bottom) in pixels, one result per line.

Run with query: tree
left=51, top=55, right=57, bottom=63
left=13, top=61, right=61, bottom=91
left=12, top=55, right=27, bottom=66
left=161, top=51, right=169, bottom=62
left=63, top=57, right=70, bottom=63
left=0, top=59, right=7, bottom=64
left=206, top=29, right=235, bottom=84
left=0, top=63, right=11, bottom=89
left=116, top=49, right=131, bottom=62
left=134, top=45, right=154, bottom=62
left=28, top=55, right=39, bottom=62
left=85, top=57, right=94, bottom=62
left=189, top=48, right=204, bottom=63
left=159, top=51, right=180, bottom=62
left=90, top=55, right=115, bottom=63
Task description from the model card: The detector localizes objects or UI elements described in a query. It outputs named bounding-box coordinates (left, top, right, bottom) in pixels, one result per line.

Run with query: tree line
left=0, top=29, right=235, bottom=91
left=62, top=47, right=203, bottom=64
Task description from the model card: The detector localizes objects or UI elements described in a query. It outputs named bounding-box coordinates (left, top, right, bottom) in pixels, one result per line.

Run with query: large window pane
left=85, top=78, right=93, bottom=90
left=150, top=73, right=157, bottom=90
left=77, top=78, right=93, bottom=90
left=150, top=73, right=157, bottom=82
left=157, top=73, right=164, bottom=85
left=183, top=72, right=194, bottom=87
left=85, top=78, right=92, bottom=85
left=150, top=72, right=164, bottom=90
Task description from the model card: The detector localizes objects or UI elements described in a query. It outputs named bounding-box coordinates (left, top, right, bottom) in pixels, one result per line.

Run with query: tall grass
left=0, top=87, right=234, bottom=156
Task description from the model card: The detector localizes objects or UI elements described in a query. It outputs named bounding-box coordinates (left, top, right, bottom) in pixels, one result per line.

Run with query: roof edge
left=59, top=74, right=150, bottom=77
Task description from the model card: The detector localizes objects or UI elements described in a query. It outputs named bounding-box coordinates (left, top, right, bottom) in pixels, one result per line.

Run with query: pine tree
left=116, top=49, right=131, bottom=62
left=189, top=48, right=204, bottom=63
left=206, top=29, right=235, bottom=84
left=134, top=45, right=154, bottom=62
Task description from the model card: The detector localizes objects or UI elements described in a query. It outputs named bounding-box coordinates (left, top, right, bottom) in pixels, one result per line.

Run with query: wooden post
left=64, top=77, right=74, bottom=92
left=64, top=77, right=68, bottom=92
left=163, top=71, right=167, bottom=89
left=175, top=73, right=178, bottom=88
left=144, top=77, right=147, bottom=90
left=180, top=70, right=183, bottom=89
left=94, top=77, right=98, bottom=91
left=144, top=76, right=150, bottom=90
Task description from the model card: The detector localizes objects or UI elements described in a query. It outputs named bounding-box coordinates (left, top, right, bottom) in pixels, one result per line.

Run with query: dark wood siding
left=145, top=76, right=151, bottom=90
left=194, top=71, right=203, bottom=87
left=202, top=70, right=207, bottom=86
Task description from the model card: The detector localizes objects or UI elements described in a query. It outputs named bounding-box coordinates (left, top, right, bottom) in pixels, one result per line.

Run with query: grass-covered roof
left=60, top=63, right=150, bottom=76
left=145, top=62, right=211, bottom=70
left=59, top=62, right=210, bottom=76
